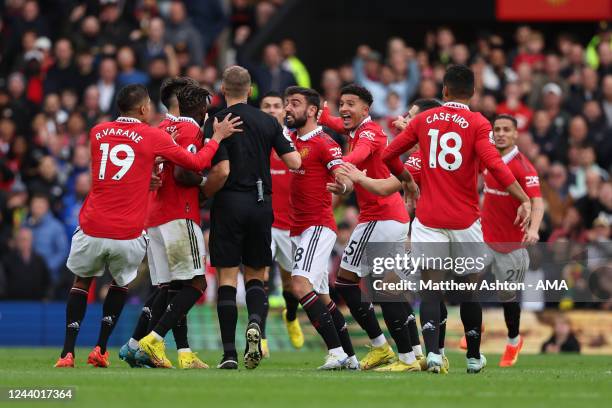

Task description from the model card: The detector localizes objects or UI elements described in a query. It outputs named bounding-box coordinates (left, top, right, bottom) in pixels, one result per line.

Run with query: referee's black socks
left=217, top=285, right=238, bottom=358
left=245, top=279, right=266, bottom=327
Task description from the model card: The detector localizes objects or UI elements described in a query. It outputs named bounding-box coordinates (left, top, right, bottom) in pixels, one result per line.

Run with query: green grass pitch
left=0, top=348, right=610, bottom=408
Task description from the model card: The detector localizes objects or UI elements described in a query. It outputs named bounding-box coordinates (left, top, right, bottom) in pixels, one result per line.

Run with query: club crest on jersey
left=359, top=130, right=375, bottom=141
left=525, top=176, right=540, bottom=187
left=299, top=147, right=310, bottom=158
left=406, top=156, right=421, bottom=169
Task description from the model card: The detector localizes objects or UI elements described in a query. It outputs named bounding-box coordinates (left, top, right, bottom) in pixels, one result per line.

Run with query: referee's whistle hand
left=212, top=113, right=244, bottom=142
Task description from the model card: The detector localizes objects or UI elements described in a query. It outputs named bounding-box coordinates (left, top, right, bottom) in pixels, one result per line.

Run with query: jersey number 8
left=99, top=143, right=135, bottom=180
left=427, top=128, right=462, bottom=171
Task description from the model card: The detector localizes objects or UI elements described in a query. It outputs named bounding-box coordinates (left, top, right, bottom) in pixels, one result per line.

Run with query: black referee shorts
left=210, top=191, right=273, bottom=269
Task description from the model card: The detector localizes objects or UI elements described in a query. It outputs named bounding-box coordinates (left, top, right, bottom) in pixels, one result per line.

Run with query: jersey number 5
left=427, top=128, right=462, bottom=171
left=99, top=143, right=135, bottom=180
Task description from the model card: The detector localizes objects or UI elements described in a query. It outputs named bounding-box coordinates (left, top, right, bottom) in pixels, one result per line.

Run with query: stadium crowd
left=0, top=0, right=610, bottom=310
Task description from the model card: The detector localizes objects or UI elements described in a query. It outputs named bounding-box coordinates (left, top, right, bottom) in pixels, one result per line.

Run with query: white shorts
left=66, top=228, right=148, bottom=287
left=410, top=217, right=490, bottom=275
left=491, top=248, right=529, bottom=284
left=291, top=226, right=336, bottom=295
left=341, top=220, right=409, bottom=277
left=271, top=227, right=292, bottom=272
left=147, top=219, right=206, bottom=285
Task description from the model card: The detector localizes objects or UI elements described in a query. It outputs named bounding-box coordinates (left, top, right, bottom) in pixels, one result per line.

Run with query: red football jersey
left=271, top=127, right=292, bottom=230
left=157, top=113, right=178, bottom=133
left=482, top=146, right=541, bottom=252
left=79, top=116, right=219, bottom=240
left=319, top=110, right=409, bottom=224
left=290, top=126, right=343, bottom=236
left=383, top=102, right=516, bottom=230
left=404, top=150, right=422, bottom=186
left=146, top=117, right=205, bottom=228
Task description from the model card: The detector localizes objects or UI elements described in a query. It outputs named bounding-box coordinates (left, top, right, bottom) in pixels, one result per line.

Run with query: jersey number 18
left=427, top=128, right=462, bottom=171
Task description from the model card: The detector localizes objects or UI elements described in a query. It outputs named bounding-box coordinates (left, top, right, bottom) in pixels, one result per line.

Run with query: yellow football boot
left=178, top=350, right=209, bottom=369
left=359, top=343, right=396, bottom=370
left=282, top=309, right=304, bottom=349
left=138, top=333, right=173, bottom=368
left=373, top=359, right=421, bottom=372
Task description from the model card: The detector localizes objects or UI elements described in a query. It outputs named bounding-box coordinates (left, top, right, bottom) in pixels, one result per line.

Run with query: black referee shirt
left=205, top=103, right=294, bottom=194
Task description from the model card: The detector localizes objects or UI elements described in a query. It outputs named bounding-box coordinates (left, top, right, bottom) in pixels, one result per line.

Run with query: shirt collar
left=177, top=116, right=199, bottom=127
left=502, top=146, right=519, bottom=164
left=298, top=126, right=323, bottom=141
left=116, top=116, right=141, bottom=123
left=443, top=102, right=470, bottom=111
left=349, top=116, right=372, bottom=139
left=165, top=113, right=178, bottom=121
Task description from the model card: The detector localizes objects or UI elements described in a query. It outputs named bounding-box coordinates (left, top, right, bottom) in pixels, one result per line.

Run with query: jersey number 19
left=98, top=143, right=135, bottom=180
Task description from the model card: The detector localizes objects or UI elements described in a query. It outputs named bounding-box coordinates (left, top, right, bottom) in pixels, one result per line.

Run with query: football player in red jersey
left=319, top=85, right=421, bottom=372
left=284, top=86, right=358, bottom=370
left=382, top=65, right=531, bottom=374
left=482, top=114, right=543, bottom=367
left=55, top=84, right=242, bottom=368
left=334, top=99, right=445, bottom=372
left=120, top=77, right=201, bottom=368
left=137, top=85, right=218, bottom=368
left=259, top=92, right=304, bottom=357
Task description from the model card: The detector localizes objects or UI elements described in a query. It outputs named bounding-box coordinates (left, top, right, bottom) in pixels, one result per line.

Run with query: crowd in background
left=0, top=0, right=610, bottom=310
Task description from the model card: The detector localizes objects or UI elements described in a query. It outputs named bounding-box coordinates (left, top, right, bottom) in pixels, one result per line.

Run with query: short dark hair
left=177, top=85, right=210, bottom=118
left=160, top=77, right=198, bottom=109
left=493, top=114, right=518, bottom=129
left=412, top=98, right=442, bottom=113
left=340, top=84, right=373, bottom=106
left=443, top=65, right=475, bottom=99
left=260, top=91, right=283, bottom=104
left=284, top=86, right=321, bottom=113
left=116, top=84, right=149, bottom=114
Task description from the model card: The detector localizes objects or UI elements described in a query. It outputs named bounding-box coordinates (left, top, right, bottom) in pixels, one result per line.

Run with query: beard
left=286, top=113, right=307, bottom=129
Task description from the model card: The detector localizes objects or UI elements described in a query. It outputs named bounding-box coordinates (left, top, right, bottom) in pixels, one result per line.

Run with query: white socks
left=371, top=334, right=387, bottom=348
left=177, top=348, right=192, bottom=353
left=151, top=331, right=163, bottom=342
left=440, top=347, right=445, bottom=356
left=398, top=351, right=417, bottom=364
left=508, top=335, right=520, bottom=346
left=329, top=346, right=346, bottom=358
left=413, top=345, right=423, bottom=357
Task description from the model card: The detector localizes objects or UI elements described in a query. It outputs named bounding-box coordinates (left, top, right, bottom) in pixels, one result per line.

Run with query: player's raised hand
left=317, top=101, right=327, bottom=122
left=212, top=113, right=243, bottom=141
left=337, top=162, right=366, bottom=183
left=514, top=201, right=532, bottom=230
left=392, top=115, right=408, bottom=131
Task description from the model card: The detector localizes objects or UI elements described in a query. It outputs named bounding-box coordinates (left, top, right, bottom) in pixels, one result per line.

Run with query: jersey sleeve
left=318, top=105, right=345, bottom=134
left=474, top=120, right=516, bottom=188
left=404, top=151, right=422, bottom=186
left=519, top=161, right=542, bottom=198
left=344, top=129, right=378, bottom=165
left=272, top=120, right=295, bottom=156
left=320, top=139, right=344, bottom=172
left=177, top=125, right=203, bottom=152
left=152, top=127, right=219, bottom=171
left=382, top=119, right=418, bottom=177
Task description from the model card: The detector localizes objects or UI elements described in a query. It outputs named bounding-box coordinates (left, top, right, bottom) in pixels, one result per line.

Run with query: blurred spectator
left=548, top=206, right=589, bottom=244
left=566, top=67, right=600, bottom=115
left=97, top=57, right=118, bottom=115
left=61, top=172, right=90, bottom=238
left=165, top=0, right=204, bottom=66
left=74, top=51, right=98, bottom=98
left=482, top=46, right=517, bottom=94
left=496, top=81, right=532, bottom=132
left=281, top=39, right=310, bottom=88
left=541, top=314, right=581, bottom=353
left=1, top=226, right=51, bottom=300
left=27, top=156, right=64, bottom=212
left=116, top=46, right=149, bottom=87
left=6, top=73, right=34, bottom=135
left=512, top=30, right=545, bottom=71
left=44, top=38, right=78, bottom=95
left=23, top=194, right=68, bottom=282
left=239, top=44, right=297, bottom=98
left=602, top=74, right=612, bottom=127
left=98, top=0, right=134, bottom=47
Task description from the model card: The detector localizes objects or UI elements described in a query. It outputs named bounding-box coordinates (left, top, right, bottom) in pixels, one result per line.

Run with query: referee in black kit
left=203, top=66, right=301, bottom=370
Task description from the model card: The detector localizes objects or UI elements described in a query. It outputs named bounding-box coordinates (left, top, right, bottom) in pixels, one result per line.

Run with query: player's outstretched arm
left=382, top=126, right=418, bottom=179
left=173, top=165, right=204, bottom=186
left=336, top=162, right=401, bottom=196
left=280, top=151, right=301, bottom=170
left=318, top=102, right=345, bottom=134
